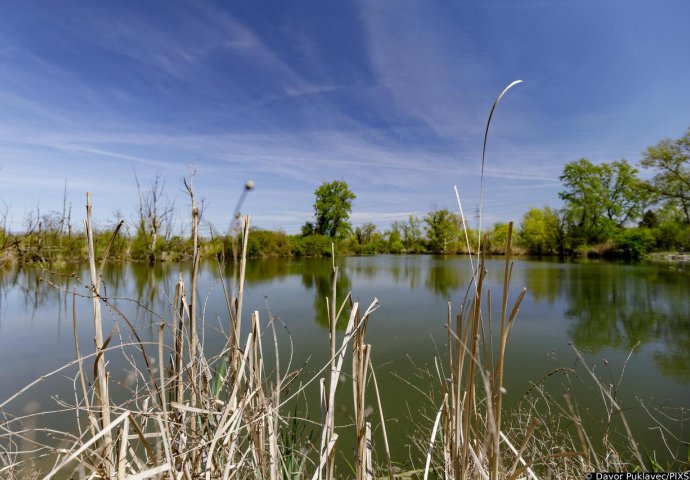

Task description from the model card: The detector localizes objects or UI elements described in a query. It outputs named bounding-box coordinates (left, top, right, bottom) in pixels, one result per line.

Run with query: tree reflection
left=653, top=310, right=690, bottom=384
left=389, top=256, right=422, bottom=290
left=6, top=265, right=78, bottom=315
left=130, top=261, right=173, bottom=325
left=522, top=264, right=565, bottom=304
left=300, top=258, right=351, bottom=330
left=243, top=258, right=294, bottom=283
left=3, top=257, right=688, bottom=383
left=425, top=257, right=463, bottom=298
left=524, top=261, right=690, bottom=383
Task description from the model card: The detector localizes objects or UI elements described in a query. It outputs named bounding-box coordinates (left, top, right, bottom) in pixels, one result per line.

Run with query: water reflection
left=426, top=257, right=463, bottom=297
left=522, top=261, right=690, bottom=382
left=298, top=259, right=351, bottom=329
left=242, top=258, right=294, bottom=282
left=377, top=256, right=423, bottom=290
left=1, top=257, right=689, bottom=383
left=523, top=264, right=565, bottom=305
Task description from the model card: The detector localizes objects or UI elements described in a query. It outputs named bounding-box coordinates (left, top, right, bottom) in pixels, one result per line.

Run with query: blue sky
left=1, top=0, right=689, bottom=234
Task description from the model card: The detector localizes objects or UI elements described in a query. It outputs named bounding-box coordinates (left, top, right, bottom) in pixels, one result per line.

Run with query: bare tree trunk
left=135, top=172, right=175, bottom=263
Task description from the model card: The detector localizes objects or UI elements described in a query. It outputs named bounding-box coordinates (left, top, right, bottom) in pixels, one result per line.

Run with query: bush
left=94, top=228, right=127, bottom=261
left=613, top=228, right=656, bottom=258
left=162, top=235, right=192, bottom=261
left=653, top=221, right=690, bottom=252
left=129, top=232, right=151, bottom=261
left=246, top=229, right=292, bottom=258
left=290, top=234, right=334, bottom=257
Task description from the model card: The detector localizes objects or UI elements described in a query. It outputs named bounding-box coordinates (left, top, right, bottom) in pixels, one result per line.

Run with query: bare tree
left=0, top=201, right=10, bottom=256
left=59, top=182, right=72, bottom=237
left=135, top=173, right=175, bottom=262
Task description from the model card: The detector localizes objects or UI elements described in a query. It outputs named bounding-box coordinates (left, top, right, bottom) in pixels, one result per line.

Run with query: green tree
left=613, top=228, right=655, bottom=258
left=649, top=205, right=690, bottom=251
left=599, top=160, right=649, bottom=227
left=351, top=222, right=385, bottom=254
left=486, top=222, right=510, bottom=254
left=384, top=228, right=403, bottom=253
left=518, top=207, right=564, bottom=255
left=641, top=128, right=690, bottom=223
left=300, top=221, right=315, bottom=237
left=354, top=223, right=377, bottom=245
left=638, top=209, right=659, bottom=229
left=559, top=159, right=605, bottom=244
left=559, top=159, right=646, bottom=244
left=424, top=209, right=462, bottom=254
left=391, top=215, right=423, bottom=252
left=312, top=181, right=356, bottom=238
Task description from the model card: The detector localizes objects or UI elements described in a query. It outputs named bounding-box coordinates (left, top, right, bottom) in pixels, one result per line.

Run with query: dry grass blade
left=477, top=79, right=523, bottom=254
left=571, top=345, right=645, bottom=468
left=122, top=463, right=171, bottom=480
left=423, top=393, right=447, bottom=480
left=96, top=219, right=124, bottom=290
left=365, top=422, right=373, bottom=480
left=42, top=410, right=130, bottom=480
left=369, top=358, right=394, bottom=480
left=504, top=418, right=539, bottom=480
left=117, top=414, right=129, bottom=479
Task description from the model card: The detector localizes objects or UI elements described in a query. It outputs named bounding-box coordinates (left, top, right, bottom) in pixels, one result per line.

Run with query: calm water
left=1, top=255, right=689, bottom=464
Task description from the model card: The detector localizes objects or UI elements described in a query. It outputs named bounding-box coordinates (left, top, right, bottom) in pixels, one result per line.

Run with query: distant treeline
left=0, top=213, right=488, bottom=266
left=2, top=128, right=689, bottom=265
left=517, top=127, right=690, bottom=258
left=1, top=200, right=686, bottom=265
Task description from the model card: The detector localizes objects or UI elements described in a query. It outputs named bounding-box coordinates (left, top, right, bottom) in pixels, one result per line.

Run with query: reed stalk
left=84, top=192, right=114, bottom=477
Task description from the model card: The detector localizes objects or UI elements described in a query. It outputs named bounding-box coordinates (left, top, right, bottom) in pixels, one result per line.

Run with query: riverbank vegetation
left=2, top=131, right=689, bottom=267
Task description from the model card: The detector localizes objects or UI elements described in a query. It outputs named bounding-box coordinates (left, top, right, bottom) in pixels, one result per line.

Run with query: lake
left=1, top=255, right=688, bottom=468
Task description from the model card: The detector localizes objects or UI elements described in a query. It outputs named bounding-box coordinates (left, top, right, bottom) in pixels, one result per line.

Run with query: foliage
left=424, top=209, right=462, bottom=254
left=289, top=234, right=334, bottom=257
left=384, top=227, right=403, bottom=254
left=312, top=180, right=356, bottom=238
left=612, top=228, right=656, bottom=258
left=641, top=128, right=690, bottom=223
left=300, top=221, right=315, bottom=237
left=201, top=236, right=223, bottom=258
left=162, top=235, right=193, bottom=261
left=246, top=228, right=292, bottom=258
left=5, top=127, right=690, bottom=264
left=353, top=222, right=377, bottom=245
left=129, top=230, right=153, bottom=261
left=652, top=217, right=690, bottom=251
left=638, top=209, right=659, bottom=229
left=485, top=222, right=510, bottom=254
left=93, top=228, right=127, bottom=261
left=518, top=207, right=565, bottom=255
left=390, top=215, right=424, bottom=252
left=559, top=159, right=647, bottom=246
left=349, top=223, right=388, bottom=254
left=599, top=160, right=649, bottom=226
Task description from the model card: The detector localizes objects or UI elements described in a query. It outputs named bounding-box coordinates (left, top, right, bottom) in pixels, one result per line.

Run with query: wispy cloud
left=1, top=1, right=689, bottom=232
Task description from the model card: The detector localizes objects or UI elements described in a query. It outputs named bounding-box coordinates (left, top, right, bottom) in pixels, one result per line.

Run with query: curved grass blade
left=477, top=79, right=523, bottom=255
